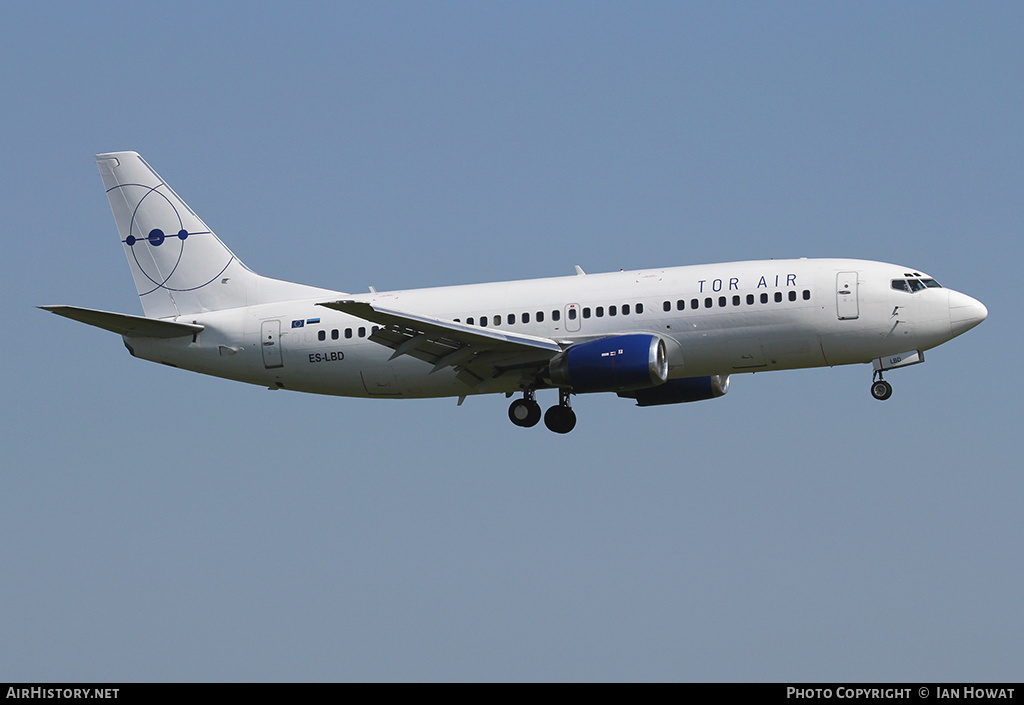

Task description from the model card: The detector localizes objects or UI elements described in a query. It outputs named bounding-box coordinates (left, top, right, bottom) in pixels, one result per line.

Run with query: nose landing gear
left=871, top=371, right=893, bottom=401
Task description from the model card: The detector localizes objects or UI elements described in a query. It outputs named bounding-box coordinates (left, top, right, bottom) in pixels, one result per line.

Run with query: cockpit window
left=892, top=277, right=943, bottom=293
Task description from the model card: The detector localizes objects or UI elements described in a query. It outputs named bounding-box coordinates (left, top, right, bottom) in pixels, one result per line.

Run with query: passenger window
left=358, top=327, right=366, bottom=337
left=663, top=301, right=671, bottom=312
left=802, top=290, right=811, bottom=300
left=493, top=315, right=501, bottom=326
left=480, top=317, right=487, bottom=327
left=523, top=312, right=530, bottom=323
left=467, top=317, right=474, bottom=325
left=552, top=310, right=560, bottom=321
left=345, top=328, right=353, bottom=339
left=582, top=307, right=591, bottom=319
left=537, top=311, right=545, bottom=322
left=718, top=296, right=726, bottom=307
left=636, top=303, right=644, bottom=314
left=704, top=297, right=713, bottom=308
left=568, top=308, right=577, bottom=320
left=677, top=300, right=685, bottom=311
left=608, top=305, right=616, bottom=317
left=596, top=306, right=604, bottom=318
left=789, top=290, right=797, bottom=301
left=508, top=313, right=515, bottom=325
left=622, top=304, right=630, bottom=315
left=732, top=295, right=740, bottom=306
left=774, top=292, right=782, bottom=303
left=761, top=293, right=769, bottom=304
left=318, top=330, right=326, bottom=341
left=747, top=294, right=754, bottom=305
left=691, top=298, right=699, bottom=309
left=331, top=329, right=339, bottom=340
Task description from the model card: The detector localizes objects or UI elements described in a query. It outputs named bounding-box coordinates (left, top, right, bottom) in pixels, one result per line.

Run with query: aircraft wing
left=317, top=299, right=563, bottom=390
left=39, top=305, right=204, bottom=338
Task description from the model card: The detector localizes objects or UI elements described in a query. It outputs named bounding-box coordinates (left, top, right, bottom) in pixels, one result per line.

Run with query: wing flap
left=318, top=300, right=562, bottom=352
left=368, top=326, right=462, bottom=367
left=317, top=300, right=562, bottom=383
left=39, top=305, right=204, bottom=338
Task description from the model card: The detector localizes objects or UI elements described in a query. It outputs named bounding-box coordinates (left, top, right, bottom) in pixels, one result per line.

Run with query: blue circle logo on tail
left=115, top=183, right=232, bottom=293
left=125, top=229, right=187, bottom=247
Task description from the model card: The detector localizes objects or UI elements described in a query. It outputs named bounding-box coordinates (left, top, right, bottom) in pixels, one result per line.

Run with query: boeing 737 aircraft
left=42, top=152, right=987, bottom=433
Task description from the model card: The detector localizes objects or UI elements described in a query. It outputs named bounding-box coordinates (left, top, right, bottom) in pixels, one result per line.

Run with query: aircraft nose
left=948, top=290, right=988, bottom=337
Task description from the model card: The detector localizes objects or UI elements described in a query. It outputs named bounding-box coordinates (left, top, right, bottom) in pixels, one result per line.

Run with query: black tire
left=544, top=405, right=577, bottom=434
left=508, top=399, right=542, bottom=427
left=871, top=380, right=893, bottom=401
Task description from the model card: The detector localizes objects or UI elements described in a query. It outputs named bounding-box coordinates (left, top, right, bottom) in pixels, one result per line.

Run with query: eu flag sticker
left=291, top=320, right=305, bottom=328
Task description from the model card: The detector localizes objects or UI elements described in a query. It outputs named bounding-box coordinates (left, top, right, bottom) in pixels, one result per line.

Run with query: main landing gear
left=508, top=389, right=577, bottom=433
left=544, top=389, right=577, bottom=434
left=508, top=390, right=542, bottom=427
left=871, top=370, right=893, bottom=401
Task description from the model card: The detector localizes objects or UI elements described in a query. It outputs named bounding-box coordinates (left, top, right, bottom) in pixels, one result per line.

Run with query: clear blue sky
left=2, top=2, right=1021, bottom=681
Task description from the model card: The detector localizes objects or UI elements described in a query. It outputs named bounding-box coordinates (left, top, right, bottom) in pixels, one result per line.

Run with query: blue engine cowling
left=548, top=334, right=669, bottom=393
left=617, top=374, right=730, bottom=406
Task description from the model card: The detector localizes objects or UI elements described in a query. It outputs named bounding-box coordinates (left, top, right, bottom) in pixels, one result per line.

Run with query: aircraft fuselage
left=123, top=257, right=980, bottom=399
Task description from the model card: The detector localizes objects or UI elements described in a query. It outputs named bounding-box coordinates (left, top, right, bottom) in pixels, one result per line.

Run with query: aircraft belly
left=764, top=337, right=827, bottom=370
left=727, top=337, right=766, bottom=369
left=673, top=316, right=829, bottom=375
left=820, top=332, right=885, bottom=365
left=360, top=367, right=401, bottom=396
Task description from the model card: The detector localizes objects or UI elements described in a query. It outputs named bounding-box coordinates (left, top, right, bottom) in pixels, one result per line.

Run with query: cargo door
left=728, top=338, right=766, bottom=369
left=361, top=366, right=402, bottom=396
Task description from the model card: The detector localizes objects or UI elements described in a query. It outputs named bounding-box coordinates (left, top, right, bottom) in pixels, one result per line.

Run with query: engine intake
left=618, top=374, right=730, bottom=406
left=549, top=334, right=668, bottom=393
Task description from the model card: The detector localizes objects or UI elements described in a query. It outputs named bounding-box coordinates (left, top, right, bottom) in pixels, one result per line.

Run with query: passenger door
left=836, top=272, right=859, bottom=320
left=261, top=320, right=284, bottom=368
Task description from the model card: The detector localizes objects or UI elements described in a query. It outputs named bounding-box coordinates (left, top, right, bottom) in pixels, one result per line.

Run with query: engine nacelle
left=618, top=374, right=730, bottom=407
left=548, top=334, right=668, bottom=393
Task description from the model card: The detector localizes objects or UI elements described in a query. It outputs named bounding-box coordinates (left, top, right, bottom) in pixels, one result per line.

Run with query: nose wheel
left=871, top=371, right=893, bottom=401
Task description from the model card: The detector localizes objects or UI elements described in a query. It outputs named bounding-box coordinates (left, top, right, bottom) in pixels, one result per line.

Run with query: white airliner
left=42, top=152, right=988, bottom=433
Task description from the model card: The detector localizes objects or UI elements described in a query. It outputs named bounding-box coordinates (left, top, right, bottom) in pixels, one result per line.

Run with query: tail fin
left=97, top=151, right=334, bottom=318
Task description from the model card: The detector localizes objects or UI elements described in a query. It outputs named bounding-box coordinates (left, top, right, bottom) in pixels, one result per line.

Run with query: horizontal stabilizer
left=39, top=306, right=204, bottom=338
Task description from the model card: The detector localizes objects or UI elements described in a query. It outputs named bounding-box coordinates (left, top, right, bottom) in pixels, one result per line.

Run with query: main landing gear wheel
left=508, top=394, right=542, bottom=428
left=544, top=389, right=577, bottom=434
left=871, top=379, right=893, bottom=401
left=544, top=405, right=577, bottom=434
